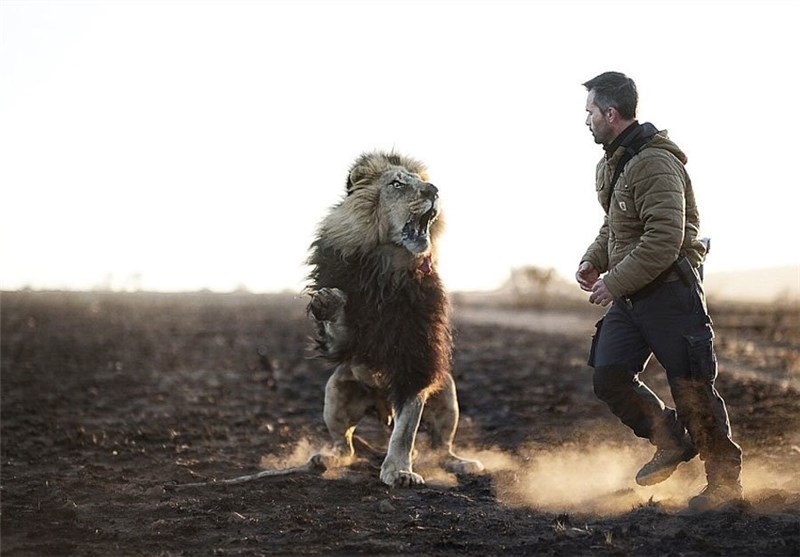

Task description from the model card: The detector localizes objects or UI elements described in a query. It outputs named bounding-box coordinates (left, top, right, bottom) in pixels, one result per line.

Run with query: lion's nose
left=423, top=183, right=438, bottom=200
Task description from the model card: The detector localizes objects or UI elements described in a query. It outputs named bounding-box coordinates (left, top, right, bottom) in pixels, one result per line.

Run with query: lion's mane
left=307, top=151, right=451, bottom=407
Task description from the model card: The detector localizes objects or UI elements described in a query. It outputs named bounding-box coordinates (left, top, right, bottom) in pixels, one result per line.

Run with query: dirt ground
left=2, top=290, right=799, bottom=556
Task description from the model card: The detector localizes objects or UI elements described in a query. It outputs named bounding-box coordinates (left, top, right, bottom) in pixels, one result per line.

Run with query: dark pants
left=588, top=278, right=742, bottom=482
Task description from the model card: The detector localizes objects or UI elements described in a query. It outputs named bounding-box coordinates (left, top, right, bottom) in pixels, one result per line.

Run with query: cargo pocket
left=684, top=326, right=717, bottom=381
left=587, top=318, right=604, bottom=367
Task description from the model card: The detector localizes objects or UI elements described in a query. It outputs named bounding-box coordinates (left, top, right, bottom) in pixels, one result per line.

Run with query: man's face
left=585, top=90, right=613, bottom=147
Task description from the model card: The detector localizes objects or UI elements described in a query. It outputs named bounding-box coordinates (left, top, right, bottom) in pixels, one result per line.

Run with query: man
left=576, top=71, right=742, bottom=511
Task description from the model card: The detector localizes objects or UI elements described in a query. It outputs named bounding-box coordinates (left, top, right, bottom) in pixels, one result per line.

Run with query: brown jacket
left=581, top=129, right=707, bottom=298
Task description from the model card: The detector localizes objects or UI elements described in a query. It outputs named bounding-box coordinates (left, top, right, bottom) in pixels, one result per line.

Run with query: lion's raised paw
left=308, top=288, right=347, bottom=322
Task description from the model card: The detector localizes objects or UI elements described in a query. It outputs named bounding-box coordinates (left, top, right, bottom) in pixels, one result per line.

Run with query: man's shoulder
left=637, top=130, right=688, bottom=164
left=623, top=147, right=687, bottom=193
left=627, top=144, right=685, bottom=175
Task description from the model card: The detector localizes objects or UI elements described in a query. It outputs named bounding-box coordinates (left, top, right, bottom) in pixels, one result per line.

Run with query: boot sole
left=636, top=464, right=681, bottom=486
left=635, top=449, right=697, bottom=486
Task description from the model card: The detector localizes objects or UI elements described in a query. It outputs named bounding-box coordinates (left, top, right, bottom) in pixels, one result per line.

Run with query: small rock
left=145, top=486, right=165, bottom=498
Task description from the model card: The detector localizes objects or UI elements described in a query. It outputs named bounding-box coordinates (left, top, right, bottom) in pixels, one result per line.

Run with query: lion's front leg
left=381, top=395, right=426, bottom=488
left=308, top=287, right=349, bottom=356
left=424, top=374, right=484, bottom=475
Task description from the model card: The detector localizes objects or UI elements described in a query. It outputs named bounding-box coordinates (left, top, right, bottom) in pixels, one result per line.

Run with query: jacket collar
left=605, top=121, right=640, bottom=158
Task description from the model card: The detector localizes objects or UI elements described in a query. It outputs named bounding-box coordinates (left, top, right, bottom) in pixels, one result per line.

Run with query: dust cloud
left=259, top=438, right=318, bottom=469
left=470, top=444, right=681, bottom=514
left=474, top=443, right=800, bottom=515
left=257, top=438, right=799, bottom=515
left=740, top=454, right=800, bottom=499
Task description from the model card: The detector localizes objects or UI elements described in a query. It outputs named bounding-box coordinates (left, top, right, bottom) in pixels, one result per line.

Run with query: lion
left=306, top=151, right=484, bottom=487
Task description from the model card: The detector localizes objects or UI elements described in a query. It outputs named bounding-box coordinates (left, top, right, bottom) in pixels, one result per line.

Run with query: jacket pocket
left=684, top=326, right=717, bottom=382
left=612, top=188, right=636, bottom=219
left=587, top=318, right=604, bottom=367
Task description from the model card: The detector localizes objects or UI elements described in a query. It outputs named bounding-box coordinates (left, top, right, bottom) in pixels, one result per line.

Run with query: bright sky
left=2, top=0, right=798, bottom=293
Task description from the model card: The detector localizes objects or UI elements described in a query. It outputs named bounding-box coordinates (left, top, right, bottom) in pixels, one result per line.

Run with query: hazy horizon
left=4, top=264, right=797, bottom=306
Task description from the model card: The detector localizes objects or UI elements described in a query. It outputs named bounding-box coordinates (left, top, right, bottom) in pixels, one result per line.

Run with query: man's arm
left=580, top=217, right=610, bottom=275
left=578, top=219, right=612, bottom=305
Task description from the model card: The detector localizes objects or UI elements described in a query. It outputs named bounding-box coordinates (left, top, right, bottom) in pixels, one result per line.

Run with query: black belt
left=621, top=259, right=700, bottom=307
left=622, top=270, right=679, bottom=306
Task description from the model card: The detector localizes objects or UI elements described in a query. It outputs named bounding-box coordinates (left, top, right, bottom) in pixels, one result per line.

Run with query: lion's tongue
left=419, top=256, right=432, bottom=275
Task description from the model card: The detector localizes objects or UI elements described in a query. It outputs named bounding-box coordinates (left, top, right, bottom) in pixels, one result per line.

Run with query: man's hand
left=589, top=279, right=614, bottom=307
left=575, top=261, right=600, bottom=292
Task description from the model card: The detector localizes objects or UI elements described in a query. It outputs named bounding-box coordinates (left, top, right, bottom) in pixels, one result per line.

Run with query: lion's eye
left=392, top=180, right=404, bottom=189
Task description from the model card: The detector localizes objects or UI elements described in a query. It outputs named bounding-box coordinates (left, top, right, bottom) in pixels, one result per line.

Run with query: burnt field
left=2, top=290, right=799, bottom=556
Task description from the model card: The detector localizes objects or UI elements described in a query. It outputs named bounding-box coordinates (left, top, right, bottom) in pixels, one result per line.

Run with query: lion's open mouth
left=401, top=206, right=438, bottom=253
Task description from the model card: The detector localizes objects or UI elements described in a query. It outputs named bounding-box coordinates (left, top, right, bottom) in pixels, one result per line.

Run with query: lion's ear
left=346, top=169, right=358, bottom=194
left=347, top=167, right=369, bottom=194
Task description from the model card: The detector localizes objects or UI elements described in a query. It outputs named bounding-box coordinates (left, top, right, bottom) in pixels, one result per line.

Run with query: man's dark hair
left=583, top=71, right=638, bottom=120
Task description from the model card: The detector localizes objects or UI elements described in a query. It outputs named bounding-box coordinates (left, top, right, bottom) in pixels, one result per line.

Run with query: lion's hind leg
left=312, top=364, right=372, bottom=470
left=424, top=374, right=484, bottom=475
